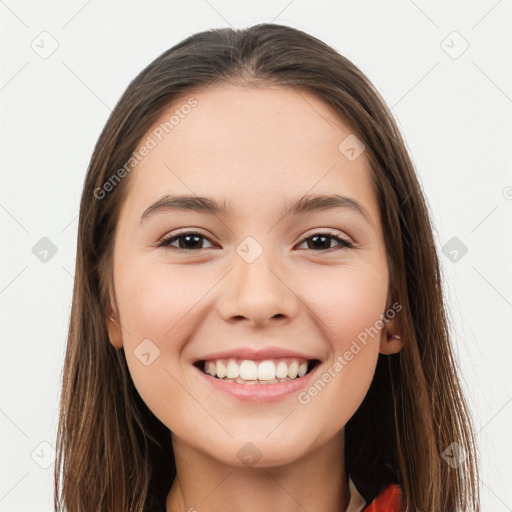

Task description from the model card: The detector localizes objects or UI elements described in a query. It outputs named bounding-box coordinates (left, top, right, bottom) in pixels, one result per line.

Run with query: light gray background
left=1, top=1, right=511, bottom=511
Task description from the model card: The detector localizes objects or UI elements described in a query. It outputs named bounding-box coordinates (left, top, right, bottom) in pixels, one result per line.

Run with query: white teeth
left=226, top=360, right=239, bottom=379
left=257, top=360, right=275, bottom=380
left=287, top=361, right=299, bottom=379
left=276, top=361, right=288, bottom=379
left=201, top=357, right=314, bottom=383
left=216, top=360, right=227, bottom=378
left=239, top=360, right=258, bottom=380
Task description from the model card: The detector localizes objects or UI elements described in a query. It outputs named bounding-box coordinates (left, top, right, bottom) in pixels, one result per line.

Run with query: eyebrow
left=139, top=193, right=373, bottom=226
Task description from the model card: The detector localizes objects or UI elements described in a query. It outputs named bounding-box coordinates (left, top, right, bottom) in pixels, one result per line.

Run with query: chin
left=209, top=430, right=313, bottom=469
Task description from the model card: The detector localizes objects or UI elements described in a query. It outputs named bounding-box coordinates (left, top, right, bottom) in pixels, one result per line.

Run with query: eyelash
left=157, top=230, right=355, bottom=253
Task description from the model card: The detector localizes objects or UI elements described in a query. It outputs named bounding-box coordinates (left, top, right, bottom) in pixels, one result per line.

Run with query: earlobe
left=379, top=316, right=404, bottom=354
left=106, top=305, right=123, bottom=349
left=379, top=331, right=403, bottom=355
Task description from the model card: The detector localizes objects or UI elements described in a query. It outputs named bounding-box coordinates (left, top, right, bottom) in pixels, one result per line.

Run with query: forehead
left=119, top=84, right=380, bottom=228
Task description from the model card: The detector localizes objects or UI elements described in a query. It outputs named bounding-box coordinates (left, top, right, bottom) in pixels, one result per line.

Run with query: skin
left=106, top=84, right=404, bottom=512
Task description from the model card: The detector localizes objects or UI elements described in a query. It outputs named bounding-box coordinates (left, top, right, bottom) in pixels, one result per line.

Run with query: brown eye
left=158, top=231, right=214, bottom=251
left=297, top=233, right=354, bottom=251
left=157, top=230, right=354, bottom=253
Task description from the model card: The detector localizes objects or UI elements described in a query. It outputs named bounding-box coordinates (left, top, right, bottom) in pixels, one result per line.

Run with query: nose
left=216, top=253, right=299, bottom=328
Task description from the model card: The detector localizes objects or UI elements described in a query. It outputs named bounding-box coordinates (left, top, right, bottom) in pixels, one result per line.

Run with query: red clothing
left=361, top=484, right=402, bottom=511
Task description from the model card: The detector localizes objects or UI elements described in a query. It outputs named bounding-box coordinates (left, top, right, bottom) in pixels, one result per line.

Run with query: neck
left=166, top=429, right=350, bottom=512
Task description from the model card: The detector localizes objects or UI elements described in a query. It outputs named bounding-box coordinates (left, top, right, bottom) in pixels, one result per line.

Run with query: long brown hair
left=54, top=23, right=480, bottom=511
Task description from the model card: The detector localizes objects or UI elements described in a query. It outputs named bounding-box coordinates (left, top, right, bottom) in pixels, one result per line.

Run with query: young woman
left=54, top=23, right=480, bottom=512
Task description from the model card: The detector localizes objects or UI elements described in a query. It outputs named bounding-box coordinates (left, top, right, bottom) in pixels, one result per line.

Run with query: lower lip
left=193, top=363, right=321, bottom=403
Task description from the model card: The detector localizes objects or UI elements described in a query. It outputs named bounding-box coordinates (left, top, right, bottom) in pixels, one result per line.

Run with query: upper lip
left=195, top=346, right=321, bottom=362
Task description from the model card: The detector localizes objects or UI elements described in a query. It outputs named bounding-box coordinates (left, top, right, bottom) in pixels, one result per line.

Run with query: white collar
left=345, top=476, right=367, bottom=512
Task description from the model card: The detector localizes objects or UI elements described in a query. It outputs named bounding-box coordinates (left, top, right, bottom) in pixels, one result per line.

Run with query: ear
left=105, top=289, right=123, bottom=349
left=379, top=316, right=404, bottom=355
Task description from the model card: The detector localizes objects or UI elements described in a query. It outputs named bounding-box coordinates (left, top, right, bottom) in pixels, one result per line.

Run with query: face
left=106, top=84, right=403, bottom=468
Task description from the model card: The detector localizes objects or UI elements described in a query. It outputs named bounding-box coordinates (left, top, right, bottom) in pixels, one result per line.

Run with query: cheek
left=295, top=264, right=387, bottom=422
left=114, top=263, right=224, bottom=427
left=116, top=263, right=208, bottom=342
left=304, top=263, right=388, bottom=346
left=114, top=251, right=389, bottom=447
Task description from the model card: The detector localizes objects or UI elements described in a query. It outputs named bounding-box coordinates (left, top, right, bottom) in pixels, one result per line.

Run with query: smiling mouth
left=193, top=358, right=321, bottom=385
